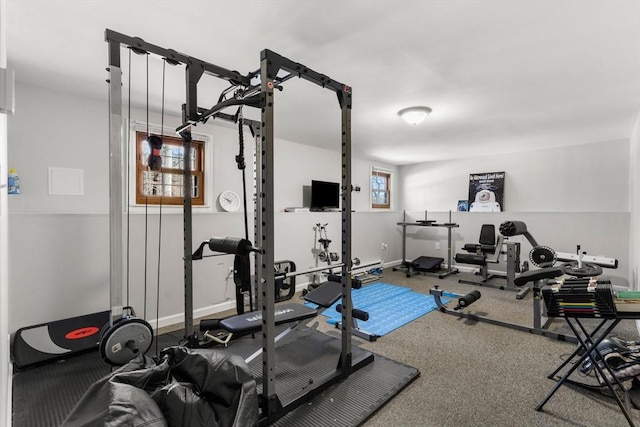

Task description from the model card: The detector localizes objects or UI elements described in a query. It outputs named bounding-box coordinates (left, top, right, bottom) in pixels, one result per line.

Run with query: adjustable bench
left=199, top=276, right=371, bottom=346
left=219, top=303, right=317, bottom=333
left=199, top=302, right=317, bottom=346
left=304, top=278, right=377, bottom=342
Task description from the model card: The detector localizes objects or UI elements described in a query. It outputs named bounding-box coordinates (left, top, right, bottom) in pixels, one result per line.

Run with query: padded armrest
left=514, top=267, right=564, bottom=287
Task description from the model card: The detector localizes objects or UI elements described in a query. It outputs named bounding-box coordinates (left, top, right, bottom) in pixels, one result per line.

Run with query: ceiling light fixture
left=397, top=106, right=432, bottom=125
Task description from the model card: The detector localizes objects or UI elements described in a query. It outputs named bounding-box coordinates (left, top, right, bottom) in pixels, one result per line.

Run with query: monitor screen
left=310, top=180, right=340, bottom=211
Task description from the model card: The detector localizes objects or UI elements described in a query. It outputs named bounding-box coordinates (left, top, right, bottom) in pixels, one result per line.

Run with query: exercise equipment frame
left=395, top=210, right=459, bottom=279
left=429, top=266, right=577, bottom=343
left=105, top=29, right=364, bottom=425
left=457, top=239, right=531, bottom=300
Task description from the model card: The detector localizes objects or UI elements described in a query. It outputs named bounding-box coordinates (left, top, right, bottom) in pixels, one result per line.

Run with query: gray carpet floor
left=331, top=268, right=640, bottom=427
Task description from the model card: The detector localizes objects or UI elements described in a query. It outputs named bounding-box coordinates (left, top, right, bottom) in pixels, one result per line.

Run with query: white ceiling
left=5, top=0, right=640, bottom=165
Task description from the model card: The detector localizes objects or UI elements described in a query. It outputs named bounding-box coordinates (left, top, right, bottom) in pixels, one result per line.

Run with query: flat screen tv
left=310, top=180, right=340, bottom=211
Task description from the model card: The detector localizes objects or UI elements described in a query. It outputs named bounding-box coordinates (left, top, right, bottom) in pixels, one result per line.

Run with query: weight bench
left=199, top=302, right=317, bottom=346
left=455, top=234, right=504, bottom=282
left=455, top=230, right=529, bottom=299
left=304, top=278, right=377, bottom=342
left=430, top=266, right=575, bottom=342
left=199, top=276, right=373, bottom=346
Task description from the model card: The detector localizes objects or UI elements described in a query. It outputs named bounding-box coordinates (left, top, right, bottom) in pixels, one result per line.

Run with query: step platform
left=13, top=310, right=111, bottom=369
left=406, top=256, right=445, bottom=277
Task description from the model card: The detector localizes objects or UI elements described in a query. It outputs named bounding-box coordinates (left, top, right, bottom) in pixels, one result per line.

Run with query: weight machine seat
left=456, top=228, right=503, bottom=267
left=218, top=303, right=317, bottom=334
left=461, top=224, right=497, bottom=254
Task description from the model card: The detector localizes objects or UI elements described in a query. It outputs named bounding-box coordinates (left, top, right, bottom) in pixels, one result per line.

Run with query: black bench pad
left=219, top=303, right=317, bottom=333
left=304, top=280, right=342, bottom=308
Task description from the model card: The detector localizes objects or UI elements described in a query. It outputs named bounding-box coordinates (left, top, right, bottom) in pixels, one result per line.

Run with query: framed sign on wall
left=468, top=171, right=505, bottom=212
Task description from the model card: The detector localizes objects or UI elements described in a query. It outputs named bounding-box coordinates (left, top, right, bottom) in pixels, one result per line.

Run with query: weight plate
left=561, top=261, right=603, bottom=278
left=99, top=317, right=153, bottom=366
left=529, top=246, right=557, bottom=268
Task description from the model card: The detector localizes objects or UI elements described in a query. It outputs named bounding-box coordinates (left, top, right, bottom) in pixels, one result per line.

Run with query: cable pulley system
left=105, top=28, right=358, bottom=424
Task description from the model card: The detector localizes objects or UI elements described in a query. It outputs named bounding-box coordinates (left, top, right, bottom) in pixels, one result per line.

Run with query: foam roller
left=208, top=237, right=254, bottom=256
left=336, top=304, right=369, bottom=321
left=455, top=290, right=481, bottom=310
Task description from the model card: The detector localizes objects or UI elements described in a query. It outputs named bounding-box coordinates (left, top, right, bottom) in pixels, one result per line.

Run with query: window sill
left=128, top=204, right=214, bottom=214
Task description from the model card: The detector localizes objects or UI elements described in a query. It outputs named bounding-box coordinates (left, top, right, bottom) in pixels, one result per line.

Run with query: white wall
left=8, top=79, right=634, bottom=338
left=398, top=140, right=631, bottom=286
left=7, top=82, right=400, bottom=333
left=0, top=0, right=11, bottom=424
left=630, top=112, right=640, bottom=291
left=400, top=140, right=629, bottom=213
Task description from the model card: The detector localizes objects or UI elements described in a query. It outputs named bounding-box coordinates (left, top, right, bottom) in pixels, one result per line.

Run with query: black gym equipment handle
left=323, top=273, right=362, bottom=289
left=336, top=304, right=369, bottom=321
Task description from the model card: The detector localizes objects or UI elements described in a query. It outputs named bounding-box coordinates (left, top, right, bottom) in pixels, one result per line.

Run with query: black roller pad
left=455, top=253, right=486, bottom=266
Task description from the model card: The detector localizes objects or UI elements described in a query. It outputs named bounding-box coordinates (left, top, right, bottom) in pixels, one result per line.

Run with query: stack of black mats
left=61, top=346, right=258, bottom=427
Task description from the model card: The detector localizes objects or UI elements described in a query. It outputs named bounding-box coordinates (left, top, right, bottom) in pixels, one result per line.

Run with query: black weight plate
left=561, top=261, right=603, bottom=278
left=529, top=245, right=557, bottom=268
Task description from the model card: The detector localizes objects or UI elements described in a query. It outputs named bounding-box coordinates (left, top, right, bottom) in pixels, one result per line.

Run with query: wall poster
left=468, top=171, right=505, bottom=212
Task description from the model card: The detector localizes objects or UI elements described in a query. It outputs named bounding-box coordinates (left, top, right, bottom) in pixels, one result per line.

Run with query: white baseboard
left=149, top=299, right=239, bottom=331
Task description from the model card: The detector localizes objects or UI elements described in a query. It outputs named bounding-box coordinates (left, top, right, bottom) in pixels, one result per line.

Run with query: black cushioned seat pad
left=219, top=303, right=317, bottom=333
left=304, top=280, right=342, bottom=308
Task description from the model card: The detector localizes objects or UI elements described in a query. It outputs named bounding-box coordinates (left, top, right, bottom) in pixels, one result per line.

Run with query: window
left=371, top=167, right=391, bottom=209
left=135, top=131, right=205, bottom=206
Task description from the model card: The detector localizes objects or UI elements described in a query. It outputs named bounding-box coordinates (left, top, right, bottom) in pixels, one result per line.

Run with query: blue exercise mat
left=306, top=282, right=450, bottom=337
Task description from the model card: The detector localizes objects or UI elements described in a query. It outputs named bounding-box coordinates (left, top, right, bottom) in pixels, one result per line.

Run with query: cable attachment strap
left=236, top=109, right=246, bottom=170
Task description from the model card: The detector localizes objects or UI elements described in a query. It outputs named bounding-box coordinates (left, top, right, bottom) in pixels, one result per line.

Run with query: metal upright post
left=181, top=130, right=194, bottom=337
left=339, top=88, right=353, bottom=372
left=259, top=50, right=278, bottom=418
left=107, top=40, right=124, bottom=324
left=401, top=210, right=407, bottom=264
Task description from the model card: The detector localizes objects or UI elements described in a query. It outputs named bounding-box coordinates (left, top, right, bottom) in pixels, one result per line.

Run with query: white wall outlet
left=435, top=242, right=441, bottom=250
